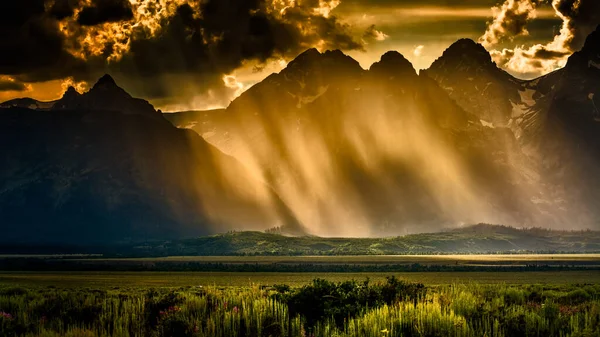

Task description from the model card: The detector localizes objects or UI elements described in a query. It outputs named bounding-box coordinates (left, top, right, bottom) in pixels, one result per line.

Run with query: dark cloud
left=532, top=46, right=570, bottom=59
left=0, top=0, right=363, bottom=106
left=486, top=0, right=600, bottom=77
left=0, top=80, right=28, bottom=92
left=0, top=1, right=85, bottom=82
left=480, top=0, right=541, bottom=47
left=77, top=0, right=134, bottom=26
left=0, top=0, right=46, bottom=27
left=49, top=0, right=81, bottom=20
left=110, top=1, right=363, bottom=101
left=363, top=24, right=389, bottom=41
left=554, top=0, right=600, bottom=50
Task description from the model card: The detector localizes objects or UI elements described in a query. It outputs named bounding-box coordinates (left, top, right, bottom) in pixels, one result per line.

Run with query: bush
left=143, top=290, right=185, bottom=332
left=561, top=289, right=591, bottom=305
left=154, top=311, right=195, bottom=337
left=280, top=277, right=425, bottom=329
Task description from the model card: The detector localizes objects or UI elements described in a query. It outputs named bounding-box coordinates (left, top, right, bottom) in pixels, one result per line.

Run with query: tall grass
left=0, top=281, right=599, bottom=337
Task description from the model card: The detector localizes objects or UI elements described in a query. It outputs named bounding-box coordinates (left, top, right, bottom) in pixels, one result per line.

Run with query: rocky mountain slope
left=166, top=48, right=556, bottom=236
left=0, top=76, right=301, bottom=245
left=426, top=26, right=600, bottom=230
left=423, top=39, right=525, bottom=126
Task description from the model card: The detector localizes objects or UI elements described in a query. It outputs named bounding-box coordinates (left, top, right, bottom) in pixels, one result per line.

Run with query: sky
left=1, top=0, right=598, bottom=111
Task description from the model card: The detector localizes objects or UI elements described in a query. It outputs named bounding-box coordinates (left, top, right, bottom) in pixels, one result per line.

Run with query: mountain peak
left=287, top=48, right=360, bottom=69
left=370, top=51, right=415, bottom=75
left=284, top=48, right=363, bottom=80
left=93, top=74, right=118, bottom=89
left=449, top=38, right=485, bottom=50
left=297, top=48, right=321, bottom=60
left=431, top=38, right=494, bottom=70
left=446, top=39, right=489, bottom=56
left=52, top=74, right=163, bottom=120
left=64, top=86, right=80, bottom=97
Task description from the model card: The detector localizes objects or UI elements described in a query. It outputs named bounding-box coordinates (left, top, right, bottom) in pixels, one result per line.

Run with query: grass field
left=1, top=276, right=600, bottom=336
left=2, top=271, right=600, bottom=288
left=2, top=254, right=600, bottom=336
left=80, top=254, right=600, bottom=265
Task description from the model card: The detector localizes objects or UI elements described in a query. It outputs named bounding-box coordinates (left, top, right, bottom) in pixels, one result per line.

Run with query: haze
left=1, top=0, right=600, bottom=240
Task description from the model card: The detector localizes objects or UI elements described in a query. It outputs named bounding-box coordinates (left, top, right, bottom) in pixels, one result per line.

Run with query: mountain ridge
left=0, top=76, right=303, bottom=245
left=3, top=27, right=600, bottom=243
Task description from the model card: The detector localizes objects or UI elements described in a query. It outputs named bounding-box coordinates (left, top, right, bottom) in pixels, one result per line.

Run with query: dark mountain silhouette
left=52, top=75, right=164, bottom=121
left=0, top=97, right=56, bottom=110
left=0, top=76, right=302, bottom=245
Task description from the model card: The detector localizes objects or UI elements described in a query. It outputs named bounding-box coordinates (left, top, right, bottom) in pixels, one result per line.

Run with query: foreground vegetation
left=1, top=277, right=600, bottom=337
left=4, top=254, right=600, bottom=272
left=3, top=271, right=600, bottom=288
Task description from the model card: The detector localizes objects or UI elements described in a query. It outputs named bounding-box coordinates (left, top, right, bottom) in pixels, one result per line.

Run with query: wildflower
left=381, top=328, right=389, bottom=334
left=40, top=315, right=47, bottom=324
left=224, top=301, right=228, bottom=309
left=168, top=306, right=181, bottom=312
left=233, top=306, right=239, bottom=313
left=0, top=312, right=13, bottom=320
left=193, top=325, right=199, bottom=333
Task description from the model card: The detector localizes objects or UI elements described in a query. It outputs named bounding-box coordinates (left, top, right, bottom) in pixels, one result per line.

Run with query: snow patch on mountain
left=480, top=119, right=495, bottom=128
left=290, top=85, right=329, bottom=108
left=511, top=88, right=537, bottom=118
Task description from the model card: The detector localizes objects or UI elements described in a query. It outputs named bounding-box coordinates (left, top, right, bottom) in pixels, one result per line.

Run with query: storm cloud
left=0, top=0, right=86, bottom=82
left=0, top=78, right=29, bottom=92
left=0, top=0, right=366, bottom=107
left=484, top=0, right=600, bottom=77
left=363, top=25, right=389, bottom=42
left=479, top=0, right=541, bottom=48
left=77, top=0, right=134, bottom=26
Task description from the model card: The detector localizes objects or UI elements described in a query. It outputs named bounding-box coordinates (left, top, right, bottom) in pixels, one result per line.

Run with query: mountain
left=424, top=26, right=600, bottom=229
left=0, top=76, right=301, bottom=245
left=0, top=97, right=56, bottom=110
left=423, top=39, right=525, bottom=126
left=6, top=28, right=600, bottom=240
left=512, top=26, right=600, bottom=227
left=163, top=109, right=229, bottom=148
left=52, top=75, right=164, bottom=121
left=167, top=47, right=554, bottom=236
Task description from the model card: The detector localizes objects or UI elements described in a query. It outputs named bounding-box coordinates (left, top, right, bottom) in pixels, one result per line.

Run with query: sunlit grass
left=1, top=279, right=599, bottom=336
left=3, top=271, right=600, bottom=288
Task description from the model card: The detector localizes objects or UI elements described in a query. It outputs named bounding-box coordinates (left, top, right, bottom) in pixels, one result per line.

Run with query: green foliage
left=275, top=276, right=425, bottom=329
left=6, top=224, right=599, bottom=257
left=164, top=225, right=600, bottom=256
left=0, top=280, right=599, bottom=336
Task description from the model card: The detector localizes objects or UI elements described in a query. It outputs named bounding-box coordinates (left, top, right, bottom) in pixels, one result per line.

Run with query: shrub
left=143, top=290, right=185, bottom=332
left=281, top=277, right=426, bottom=329
left=561, top=289, right=591, bottom=305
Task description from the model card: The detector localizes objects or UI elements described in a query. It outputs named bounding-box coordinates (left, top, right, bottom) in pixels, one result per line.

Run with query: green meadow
left=1, top=271, right=600, bottom=336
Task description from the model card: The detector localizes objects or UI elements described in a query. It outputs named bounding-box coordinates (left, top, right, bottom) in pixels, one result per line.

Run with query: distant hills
left=1, top=224, right=599, bottom=256
left=133, top=224, right=600, bottom=256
